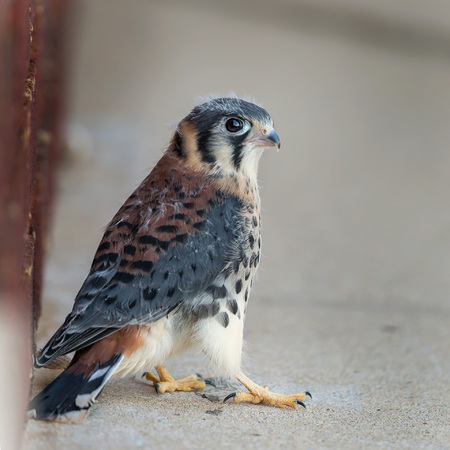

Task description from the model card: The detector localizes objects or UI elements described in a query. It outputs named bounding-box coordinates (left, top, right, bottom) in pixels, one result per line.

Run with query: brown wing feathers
left=92, top=153, right=226, bottom=281
left=37, top=151, right=241, bottom=366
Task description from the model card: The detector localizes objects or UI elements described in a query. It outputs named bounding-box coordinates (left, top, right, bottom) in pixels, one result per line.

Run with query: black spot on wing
left=143, top=287, right=158, bottom=301
left=105, top=296, right=117, bottom=305
left=131, top=260, right=154, bottom=272
left=168, top=213, right=186, bottom=221
left=117, top=221, right=135, bottom=230
left=156, top=225, right=177, bottom=233
left=174, top=233, right=188, bottom=244
left=193, top=220, right=207, bottom=231
left=86, top=276, right=108, bottom=290
left=138, top=235, right=158, bottom=246
left=113, top=272, right=134, bottom=284
left=129, top=299, right=137, bottom=309
left=93, top=252, right=119, bottom=268
left=124, top=245, right=136, bottom=256
left=159, top=241, right=170, bottom=251
left=138, top=235, right=170, bottom=252
left=97, top=242, right=110, bottom=252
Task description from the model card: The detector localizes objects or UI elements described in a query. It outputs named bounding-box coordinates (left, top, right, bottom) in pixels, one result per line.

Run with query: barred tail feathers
left=27, top=353, right=123, bottom=423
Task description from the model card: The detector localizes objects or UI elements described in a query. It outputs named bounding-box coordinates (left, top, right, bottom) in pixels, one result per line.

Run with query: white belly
left=113, top=315, right=193, bottom=378
left=115, top=257, right=258, bottom=379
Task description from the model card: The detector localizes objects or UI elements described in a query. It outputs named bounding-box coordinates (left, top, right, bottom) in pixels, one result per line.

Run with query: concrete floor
left=23, top=110, right=450, bottom=450
left=22, top=1, right=450, bottom=448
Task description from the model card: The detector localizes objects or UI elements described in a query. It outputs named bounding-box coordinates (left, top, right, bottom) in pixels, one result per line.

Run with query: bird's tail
left=27, top=353, right=123, bottom=423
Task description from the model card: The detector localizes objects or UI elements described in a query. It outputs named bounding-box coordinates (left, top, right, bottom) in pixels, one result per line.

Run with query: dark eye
left=225, top=118, right=244, bottom=133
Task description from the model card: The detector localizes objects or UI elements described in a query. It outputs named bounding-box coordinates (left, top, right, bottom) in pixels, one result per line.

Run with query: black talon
left=295, top=400, right=306, bottom=409
left=305, top=391, right=312, bottom=399
left=155, top=384, right=160, bottom=395
left=223, top=392, right=236, bottom=403
left=204, top=379, right=216, bottom=388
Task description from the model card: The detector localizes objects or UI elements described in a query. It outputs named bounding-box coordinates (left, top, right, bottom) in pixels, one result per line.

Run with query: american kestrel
left=28, top=97, right=310, bottom=423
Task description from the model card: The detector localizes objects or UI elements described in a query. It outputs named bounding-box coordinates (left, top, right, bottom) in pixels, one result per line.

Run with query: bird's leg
left=224, top=372, right=311, bottom=409
left=144, top=365, right=206, bottom=394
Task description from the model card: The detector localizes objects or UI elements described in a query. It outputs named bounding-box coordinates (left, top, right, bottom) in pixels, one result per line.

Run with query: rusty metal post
left=0, top=0, right=68, bottom=446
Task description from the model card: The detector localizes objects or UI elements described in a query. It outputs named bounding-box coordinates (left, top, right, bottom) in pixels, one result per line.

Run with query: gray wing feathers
left=37, top=196, right=243, bottom=366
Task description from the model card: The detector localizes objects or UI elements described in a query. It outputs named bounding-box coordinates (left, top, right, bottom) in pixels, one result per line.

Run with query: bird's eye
left=225, top=118, right=244, bottom=133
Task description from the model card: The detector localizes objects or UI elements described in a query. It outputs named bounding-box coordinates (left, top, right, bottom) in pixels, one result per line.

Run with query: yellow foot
left=224, top=372, right=311, bottom=409
left=143, top=364, right=207, bottom=394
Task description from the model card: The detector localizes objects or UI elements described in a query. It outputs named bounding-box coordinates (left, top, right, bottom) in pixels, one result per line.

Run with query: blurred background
left=50, top=0, right=450, bottom=319
left=20, top=0, right=450, bottom=447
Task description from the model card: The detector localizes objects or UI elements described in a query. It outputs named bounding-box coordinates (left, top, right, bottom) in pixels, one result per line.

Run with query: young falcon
left=28, top=97, right=310, bottom=423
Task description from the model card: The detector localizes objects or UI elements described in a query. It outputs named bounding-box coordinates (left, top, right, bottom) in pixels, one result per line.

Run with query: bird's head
left=170, top=97, right=280, bottom=178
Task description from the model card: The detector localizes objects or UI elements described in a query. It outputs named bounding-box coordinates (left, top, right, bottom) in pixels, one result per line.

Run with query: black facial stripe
left=197, top=128, right=216, bottom=165
left=229, top=130, right=250, bottom=170
left=194, top=111, right=224, bottom=165
left=232, top=143, right=243, bottom=170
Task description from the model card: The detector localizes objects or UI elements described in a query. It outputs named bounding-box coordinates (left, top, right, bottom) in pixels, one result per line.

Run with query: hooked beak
left=265, top=129, right=281, bottom=150
left=251, top=129, right=281, bottom=151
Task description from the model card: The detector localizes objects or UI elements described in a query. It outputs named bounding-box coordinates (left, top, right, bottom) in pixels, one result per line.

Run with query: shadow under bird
left=28, top=97, right=310, bottom=423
